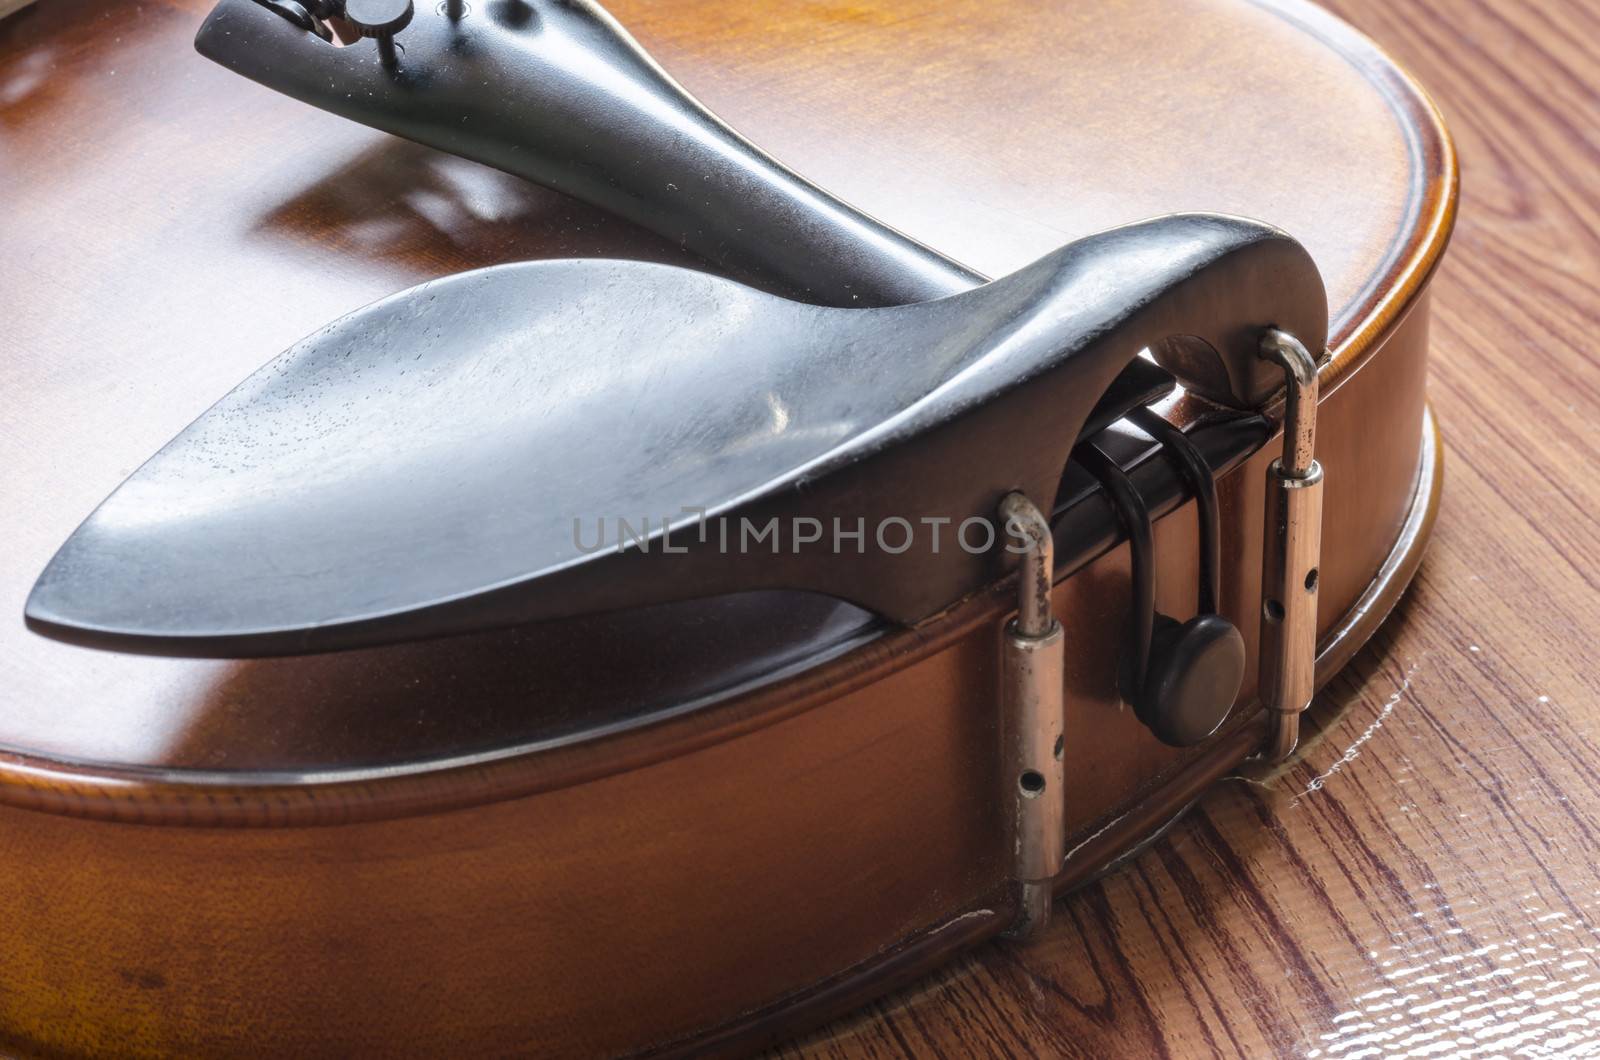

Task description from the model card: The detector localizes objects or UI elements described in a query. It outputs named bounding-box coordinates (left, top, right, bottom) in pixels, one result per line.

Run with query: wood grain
left=775, top=0, right=1600, bottom=1055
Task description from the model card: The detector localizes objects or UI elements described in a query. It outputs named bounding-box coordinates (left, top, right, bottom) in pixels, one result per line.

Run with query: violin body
left=0, top=0, right=1453, bottom=1055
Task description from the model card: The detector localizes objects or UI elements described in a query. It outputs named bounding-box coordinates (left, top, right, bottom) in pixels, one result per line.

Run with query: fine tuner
left=287, top=0, right=506, bottom=64
left=343, top=0, right=414, bottom=65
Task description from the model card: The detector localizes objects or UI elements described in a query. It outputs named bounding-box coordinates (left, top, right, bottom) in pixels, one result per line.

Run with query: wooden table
left=781, top=1, right=1600, bottom=1054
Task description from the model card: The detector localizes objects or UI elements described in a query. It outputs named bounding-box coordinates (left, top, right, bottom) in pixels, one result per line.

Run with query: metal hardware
left=1258, top=329, right=1325, bottom=762
left=999, top=493, right=1066, bottom=939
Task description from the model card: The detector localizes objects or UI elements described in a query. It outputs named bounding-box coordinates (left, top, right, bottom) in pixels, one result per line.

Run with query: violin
left=0, top=0, right=1454, bottom=1054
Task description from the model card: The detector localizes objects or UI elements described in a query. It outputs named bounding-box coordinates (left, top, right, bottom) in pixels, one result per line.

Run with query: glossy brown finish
left=0, top=0, right=1452, bottom=1054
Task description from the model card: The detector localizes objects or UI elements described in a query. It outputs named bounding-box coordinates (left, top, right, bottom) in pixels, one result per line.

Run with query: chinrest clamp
left=998, top=493, right=1066, bottom=940
left=1258, top=329, right=1326, bottom=762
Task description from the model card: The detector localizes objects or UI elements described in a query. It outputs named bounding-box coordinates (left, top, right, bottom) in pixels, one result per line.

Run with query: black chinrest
left=26, top=214, right=1324, bottom=657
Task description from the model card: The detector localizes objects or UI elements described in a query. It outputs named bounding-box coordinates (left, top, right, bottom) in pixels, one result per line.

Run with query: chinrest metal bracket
left=998, top=493, right=1066, bottom=940
left=1258, top=329, right=1326, bottom=761
left=999, top=328, right=1324, bottom=936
